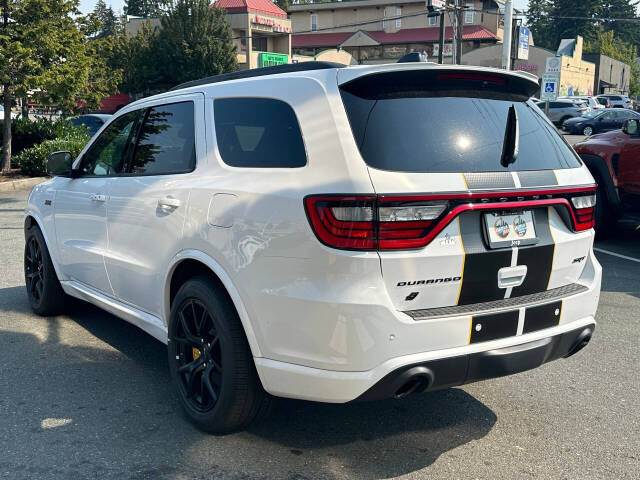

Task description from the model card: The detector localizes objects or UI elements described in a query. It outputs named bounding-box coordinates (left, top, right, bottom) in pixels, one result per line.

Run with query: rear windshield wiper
left=500, top=104, right=519, bottom=168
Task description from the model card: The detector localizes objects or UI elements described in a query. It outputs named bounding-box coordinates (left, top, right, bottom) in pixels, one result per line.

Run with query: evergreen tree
left=124, top=0, right=167, bottom=17
left=94, top=0, right=120, bottom=38
left=155, top=0, right=237, bottom=90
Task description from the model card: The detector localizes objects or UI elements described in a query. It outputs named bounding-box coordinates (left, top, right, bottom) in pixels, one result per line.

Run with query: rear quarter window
left=214, top=97, right=306, bottom=168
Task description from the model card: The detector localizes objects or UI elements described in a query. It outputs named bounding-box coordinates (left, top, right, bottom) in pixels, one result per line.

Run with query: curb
left=0, top=177, right=47, bottom=193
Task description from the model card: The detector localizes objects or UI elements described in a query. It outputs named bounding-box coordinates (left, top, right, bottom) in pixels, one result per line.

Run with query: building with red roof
left=288, top=0, right=503, bottom=63
left=214, top=0, right=293, bottom=69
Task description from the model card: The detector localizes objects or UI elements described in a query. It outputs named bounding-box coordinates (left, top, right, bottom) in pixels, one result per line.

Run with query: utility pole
left=438, top=11, right=445, bottom=64
left=456, top=0, right=463, bottom=64
left=502, top=0, right=513, bottom=70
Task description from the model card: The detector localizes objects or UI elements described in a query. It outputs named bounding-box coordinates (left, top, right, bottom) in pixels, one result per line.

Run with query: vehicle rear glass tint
left=340, top=73, right=581, bottom=173
left=214, top=98, right=306, bottom=168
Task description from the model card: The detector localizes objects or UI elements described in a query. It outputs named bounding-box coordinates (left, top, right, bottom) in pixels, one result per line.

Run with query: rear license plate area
left=483, top=210, right=538, bottom=249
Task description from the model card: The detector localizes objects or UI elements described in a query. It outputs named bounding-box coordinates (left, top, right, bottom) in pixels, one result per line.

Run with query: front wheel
left=24, top=225, right=67, bottom=316
left=168, top=276, right=273, bottom=433
left=582, top=125, right=594, bottom=136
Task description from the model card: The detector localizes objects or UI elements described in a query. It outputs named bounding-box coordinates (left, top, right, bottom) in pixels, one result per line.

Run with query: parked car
left=562, top=109, right=640, bottom=136
left=573, top=118, right=640, bottom=233
left=560, top=95, right=604, bottom=110
left=595, top=97, right=612, bottom=108
left=25, top=63, right=601, bottom=433
left=69, top=114, right=111, bottom=136
left=535, top=99, right=590, bottom=125
left=597, top=94, right=633, bottom=109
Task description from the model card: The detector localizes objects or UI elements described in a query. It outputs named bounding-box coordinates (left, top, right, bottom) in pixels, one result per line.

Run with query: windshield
left=341, top=92, right=582, bottom=173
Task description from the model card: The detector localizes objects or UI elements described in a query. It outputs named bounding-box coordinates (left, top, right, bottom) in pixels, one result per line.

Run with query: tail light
left=571, top=194, right=596, bottom=231
left=305, top=187, right=597, bottom=251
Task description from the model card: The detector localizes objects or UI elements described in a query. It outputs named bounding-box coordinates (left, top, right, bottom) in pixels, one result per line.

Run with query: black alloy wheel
left=167, top=276, right=273, bottom=433
left=172, top=299, right=223, bottom=412
left=25, top=236, right=44, bottom=304
left=24, top=225, right=67, bottom=316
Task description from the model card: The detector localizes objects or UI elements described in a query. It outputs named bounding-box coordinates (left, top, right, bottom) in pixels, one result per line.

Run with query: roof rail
left=169, top=61, right=346, bottom=91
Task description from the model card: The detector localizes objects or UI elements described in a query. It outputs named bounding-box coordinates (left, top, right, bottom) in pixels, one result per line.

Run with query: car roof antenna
left=500, top=104, right=519, bottom=168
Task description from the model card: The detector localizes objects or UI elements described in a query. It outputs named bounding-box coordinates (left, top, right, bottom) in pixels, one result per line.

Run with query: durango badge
left=397, top=277, right=462, bottom=287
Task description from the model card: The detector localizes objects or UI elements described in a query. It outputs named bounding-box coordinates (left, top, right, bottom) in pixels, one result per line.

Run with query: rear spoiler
left=339, top=67, right=540, bottom=102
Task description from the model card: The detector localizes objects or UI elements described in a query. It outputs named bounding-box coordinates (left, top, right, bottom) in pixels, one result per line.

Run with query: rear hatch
left=336, top=67, right=596, bottom=314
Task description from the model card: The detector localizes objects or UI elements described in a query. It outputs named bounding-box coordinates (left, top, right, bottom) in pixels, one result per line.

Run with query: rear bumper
left=356, top=322, right=594, bottom=401
left=255, top=316, right=596, bottom=403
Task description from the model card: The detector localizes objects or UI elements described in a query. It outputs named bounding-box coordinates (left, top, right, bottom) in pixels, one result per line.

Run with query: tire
left=24, top=225, right=67, bottom=316
left=582, top=125, right=594, bottom=136
left=168, top=276, right=273, bottom=433
left=594, top=183, right=616, bottom=238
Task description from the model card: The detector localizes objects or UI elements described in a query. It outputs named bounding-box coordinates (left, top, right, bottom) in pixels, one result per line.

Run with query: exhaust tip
left=565, top=328, right=593, bottom=358
left=393, top=366, right=434, bottom=399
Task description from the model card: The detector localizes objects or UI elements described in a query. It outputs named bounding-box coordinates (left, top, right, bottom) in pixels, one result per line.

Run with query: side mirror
left=46, top=151, right=75, bottom=177
left=623, top=119, right=639, bottom=136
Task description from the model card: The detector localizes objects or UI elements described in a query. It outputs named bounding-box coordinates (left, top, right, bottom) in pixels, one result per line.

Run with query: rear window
left=340, top=71, right=581, bottom=173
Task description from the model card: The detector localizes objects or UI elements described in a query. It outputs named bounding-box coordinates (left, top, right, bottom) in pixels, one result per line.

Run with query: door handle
left=89, top=194, right=107, bottom=202
left=158, top=197, right=181, bottom=209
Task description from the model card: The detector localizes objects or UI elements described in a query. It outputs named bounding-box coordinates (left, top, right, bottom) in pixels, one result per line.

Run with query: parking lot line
left=594, top=247, right=640, bottom=264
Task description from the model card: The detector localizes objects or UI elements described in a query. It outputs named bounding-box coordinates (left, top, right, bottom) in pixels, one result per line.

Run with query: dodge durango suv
left=25, top=63, right=601, bottom=433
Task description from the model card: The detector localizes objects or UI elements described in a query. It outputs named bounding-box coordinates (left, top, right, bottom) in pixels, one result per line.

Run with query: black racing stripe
left=523, top=301, right=562, bottom=334
left=518, top=170, right=558, bottom=188
left=510, top=208, right=555, bottom=298
left=464, top=172, right=516, bottom=190
left=470, top=310, right=519, bottom=344
left=458, top=212, right=512, bottom=305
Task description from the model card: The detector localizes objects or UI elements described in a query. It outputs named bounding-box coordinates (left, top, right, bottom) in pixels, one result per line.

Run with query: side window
left=214, top=98, right=306, bottom=168
left=79, top=111, right=139, bottom=176
left=128, top=101, right=196, bottom=176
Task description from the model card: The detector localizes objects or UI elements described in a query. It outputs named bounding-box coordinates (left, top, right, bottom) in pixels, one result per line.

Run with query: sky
left=78, top=0, right=531, bottom=15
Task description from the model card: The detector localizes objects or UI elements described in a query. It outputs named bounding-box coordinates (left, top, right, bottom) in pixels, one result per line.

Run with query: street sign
left=541, top=73, right=560, bottom=101
left=427, top=0, right=446, bottom=11
left=545, top=57, right=562, bottom=74
left=517, top=27, right=530, bottom=60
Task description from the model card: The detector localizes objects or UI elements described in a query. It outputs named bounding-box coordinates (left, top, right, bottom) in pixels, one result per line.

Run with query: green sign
left=258, top=53, right=288, bottom=68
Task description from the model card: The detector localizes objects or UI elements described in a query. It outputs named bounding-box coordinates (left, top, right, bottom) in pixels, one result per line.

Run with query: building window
left=310, top=14, right=317, bottom=31
left=464, top=4, right=474, bottom=24
left=428, top=14, right=438, bottom=26
left=396, top=7, right=402, bottom=28
left=382, top=10, right=386, bottom=29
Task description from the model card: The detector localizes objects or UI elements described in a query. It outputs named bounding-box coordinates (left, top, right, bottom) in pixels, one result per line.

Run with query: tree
left=0, top=0, right=118, bottom=173
left=93, top=0, right=120, bottom=38
left=124, top=0, right=167, bottom=17
left=154, top=0, right=237, bottom=90
left=526, top=0, right=554, bottom=50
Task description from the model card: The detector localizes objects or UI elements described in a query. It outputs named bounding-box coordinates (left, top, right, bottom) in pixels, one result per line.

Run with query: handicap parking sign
left=541, top=73, right=560, bottom=101
left=545, top=82, right=555, bottom=93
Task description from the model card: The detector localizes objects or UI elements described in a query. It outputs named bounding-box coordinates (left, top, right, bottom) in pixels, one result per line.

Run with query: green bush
left=14, top=135, right=90, bottom=177
left=0, top=117, right=88, bottom=157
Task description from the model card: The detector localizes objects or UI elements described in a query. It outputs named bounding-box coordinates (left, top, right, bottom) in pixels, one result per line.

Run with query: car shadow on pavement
left=0, top=286, right=497, bottom=479
left=246, top=389, right=497, bottom=478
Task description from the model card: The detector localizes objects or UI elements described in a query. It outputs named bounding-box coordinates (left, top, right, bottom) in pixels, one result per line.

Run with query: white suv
left=25, top=63, right=601, bottom=433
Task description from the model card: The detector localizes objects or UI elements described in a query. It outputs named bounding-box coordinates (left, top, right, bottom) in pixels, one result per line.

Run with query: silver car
left=535, top=99, right=591, bottom=126
left=597, top=94, right=633, bottom=109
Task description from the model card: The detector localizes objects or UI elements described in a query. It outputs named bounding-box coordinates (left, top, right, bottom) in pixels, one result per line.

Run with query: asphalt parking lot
left=1, top=188, right=639, bottom=480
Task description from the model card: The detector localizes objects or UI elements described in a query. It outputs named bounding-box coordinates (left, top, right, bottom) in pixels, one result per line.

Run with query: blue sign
left=545, top=83, right=555, bottom=93
left=518, top=27, right=530, bottom=60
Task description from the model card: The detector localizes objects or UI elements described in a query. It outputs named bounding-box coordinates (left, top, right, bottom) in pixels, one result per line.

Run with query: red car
left=573, top=118, right=640, bottom=232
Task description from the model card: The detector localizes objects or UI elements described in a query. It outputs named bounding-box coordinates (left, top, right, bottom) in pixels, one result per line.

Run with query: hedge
left=0, top=117, right=88, bottom=157
left=14, top=135, right=90, bottom=177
